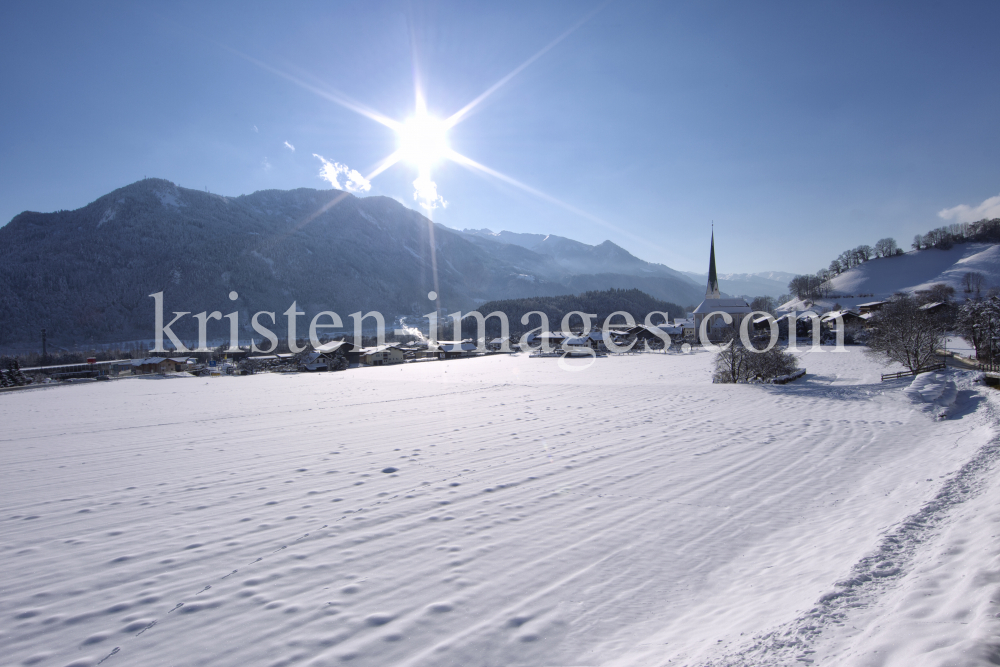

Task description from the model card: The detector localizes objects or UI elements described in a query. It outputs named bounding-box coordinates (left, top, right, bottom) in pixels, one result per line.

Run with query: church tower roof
left=706, top=229, right=721, bottom=299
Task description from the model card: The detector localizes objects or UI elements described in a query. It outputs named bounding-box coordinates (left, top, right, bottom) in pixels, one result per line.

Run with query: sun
left=398, top=114, right=449, bottom=168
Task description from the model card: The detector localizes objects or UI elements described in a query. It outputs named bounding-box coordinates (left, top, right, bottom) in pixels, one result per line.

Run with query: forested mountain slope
left=0, top=179, right=702, bottom=348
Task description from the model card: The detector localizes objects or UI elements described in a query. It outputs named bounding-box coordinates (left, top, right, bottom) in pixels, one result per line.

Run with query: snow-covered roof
left=436, top=342, right=478, bottom=353
left=562, top=336, right=591, bottom=346
left=315, top=340, right=355, bottom=354
left=820, top=309, right=862, bottom=321
left=358, top=344, right=402, bottom=355
left=919, top=301, right=945, bottom=310
left=692, top=298, right=752, bottom=314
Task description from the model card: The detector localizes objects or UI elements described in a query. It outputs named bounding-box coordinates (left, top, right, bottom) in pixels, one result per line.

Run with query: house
left=358, top=344, right=405, bottom=366
left=582, top=330, right=614, bottom=351
left=132, top=357, right=189, bottom=374
left=486, top=337, right=510, bottom=352
left=433, top=341, right=479, bottom=359
left=535, top=331, right=569, bottom=348
left=300, top=352, right=328, bottom=371
left=315, top=340, right=360, bottom=367
left=617, top=324, right=679, bottom=348
left=561, top=335, right=592, bottom=350
left=820, top=309, right=864, bottom=333
left=858, top=301, right=887, bottom=315
left=691, top=231, right=752, bottom=340
left=919, top=301, right=948, bottom=316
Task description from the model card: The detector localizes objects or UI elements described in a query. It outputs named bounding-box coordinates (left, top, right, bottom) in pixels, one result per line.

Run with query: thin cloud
left=284, top=141, right=295, bottom=152
left=939, top=192, right=1000, bottom=223
left=262, top=157, right=271, bottom=171
left=313, top=154, right=371, bottom=193
left=413, top=173, right=447, bottom=211
left=253, top=125, right=259, bottom=133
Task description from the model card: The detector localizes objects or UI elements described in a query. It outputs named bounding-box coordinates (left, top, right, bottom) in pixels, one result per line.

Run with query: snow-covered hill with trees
left=781, top=242, right=1000, bottom=312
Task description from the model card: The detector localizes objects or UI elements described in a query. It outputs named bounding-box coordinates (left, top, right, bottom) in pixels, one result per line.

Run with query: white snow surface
left=2, top=348, right=1000, bottom=667
left=903, top=372, right=959, bottom=419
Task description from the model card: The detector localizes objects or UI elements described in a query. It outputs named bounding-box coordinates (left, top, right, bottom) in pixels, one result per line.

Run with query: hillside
left=779, top=242, right=1000, bottom=311
left=0, top=179, right=703, bottom=349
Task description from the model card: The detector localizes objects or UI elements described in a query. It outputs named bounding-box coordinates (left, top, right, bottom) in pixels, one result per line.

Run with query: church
left=692, top=231, right=752, bottom=340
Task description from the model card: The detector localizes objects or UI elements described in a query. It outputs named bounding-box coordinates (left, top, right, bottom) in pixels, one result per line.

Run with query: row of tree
left=785, top=238, right=902, bottom=300
left=912, top=218, right=1000, bottom=250
left=828, top=238, right=902, bottom=275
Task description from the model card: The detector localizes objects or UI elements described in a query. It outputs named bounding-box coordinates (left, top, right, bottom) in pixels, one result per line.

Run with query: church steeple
left=706, top=227, right=721, bottom=299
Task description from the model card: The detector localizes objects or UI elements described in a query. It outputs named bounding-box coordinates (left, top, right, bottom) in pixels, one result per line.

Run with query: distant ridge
left=680, top=270, right=795, bottom=298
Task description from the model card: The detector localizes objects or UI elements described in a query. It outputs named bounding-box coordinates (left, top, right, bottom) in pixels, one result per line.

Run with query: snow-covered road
left=2, top=348, right=998, bottom=666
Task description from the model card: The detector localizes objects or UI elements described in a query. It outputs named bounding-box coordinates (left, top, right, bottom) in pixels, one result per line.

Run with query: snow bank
left=903, top=371, right=959, bottom=419
left=769, top=368, right=806, bottom=384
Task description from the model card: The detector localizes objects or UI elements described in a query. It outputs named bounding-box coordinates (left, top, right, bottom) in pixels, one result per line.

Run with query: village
left=2, top=232, right=967, bottom=387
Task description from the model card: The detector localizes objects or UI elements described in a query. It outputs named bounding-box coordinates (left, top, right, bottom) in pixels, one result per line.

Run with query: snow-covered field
left=2, top=348, right=999, bottom=667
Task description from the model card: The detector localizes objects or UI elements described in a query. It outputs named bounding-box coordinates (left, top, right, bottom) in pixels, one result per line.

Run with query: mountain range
left=0, top=179, right=709, bottom=350
left=680, top=270, right=796, bottom=299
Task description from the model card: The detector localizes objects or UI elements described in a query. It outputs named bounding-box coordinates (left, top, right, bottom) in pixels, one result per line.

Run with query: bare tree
left=855, top=244, right=874, bottom=261
left=960, top=271, right=986, bottom=296
left=914, top=283, right=955, bottom=305
left=864, top=294, right=944, bottom=372
left=874, top=238, right=898, bottom=258
left=750, top=295, right=777, bottom=314
left=912, top=234, right=924, bottom=251
left=956, top=296, right=1000, bottom=361
left=713, top=334, right=798, bottom=384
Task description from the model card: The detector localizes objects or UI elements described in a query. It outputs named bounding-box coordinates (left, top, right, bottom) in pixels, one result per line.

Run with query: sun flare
left=398, top=114, right=449, bottom=168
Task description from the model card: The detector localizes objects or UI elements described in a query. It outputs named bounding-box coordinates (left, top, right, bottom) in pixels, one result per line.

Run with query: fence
left=880, top=363, right=946, bottom=382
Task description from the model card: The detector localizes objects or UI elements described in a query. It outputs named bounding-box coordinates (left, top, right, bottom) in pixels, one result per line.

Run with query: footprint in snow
left=365, top=613, right=395, bottom=626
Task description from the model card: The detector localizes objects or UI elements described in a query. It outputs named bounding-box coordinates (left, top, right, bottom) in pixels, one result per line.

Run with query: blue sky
left=1, top=1, right=999, bottom=274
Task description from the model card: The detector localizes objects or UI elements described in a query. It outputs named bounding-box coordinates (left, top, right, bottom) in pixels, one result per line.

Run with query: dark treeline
left=912, top=218, right=1000, bottom=251
left=459, top=288, right=688, bottom=339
